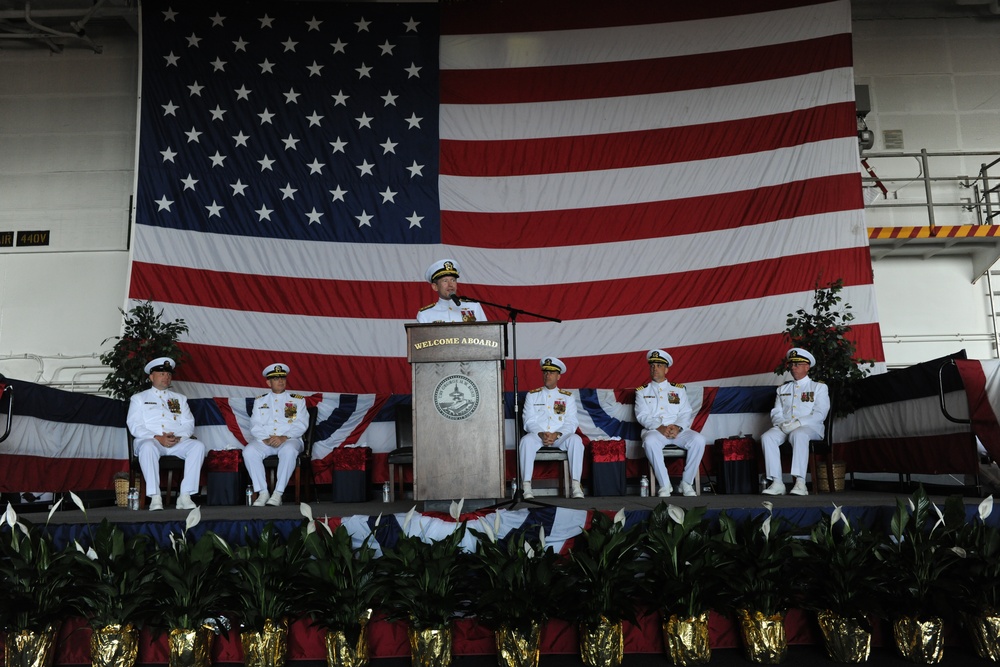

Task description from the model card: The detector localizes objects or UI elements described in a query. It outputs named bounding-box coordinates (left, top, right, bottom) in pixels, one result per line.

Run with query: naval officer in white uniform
left=242, top=363, right=309, bottom=507
left=416, top=258, right=487, bottom=323
left=126, top=357, right=205, bottom=511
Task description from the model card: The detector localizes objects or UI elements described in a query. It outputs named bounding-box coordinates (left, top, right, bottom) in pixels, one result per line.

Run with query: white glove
left=779, top=419, right=801, bottom=435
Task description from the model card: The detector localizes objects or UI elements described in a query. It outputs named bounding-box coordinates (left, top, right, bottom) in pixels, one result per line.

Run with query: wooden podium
left=405, top=322, right=505, bottom=501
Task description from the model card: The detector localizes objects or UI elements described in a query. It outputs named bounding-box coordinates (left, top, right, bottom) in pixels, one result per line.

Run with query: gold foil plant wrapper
left=737, top=609, right=787, bottom=664
left=662, top=612, right=711, bottom=666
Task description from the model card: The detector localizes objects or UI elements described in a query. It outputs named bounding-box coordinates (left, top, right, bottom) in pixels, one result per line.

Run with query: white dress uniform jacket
left=416, top=297, right=487, bottom=323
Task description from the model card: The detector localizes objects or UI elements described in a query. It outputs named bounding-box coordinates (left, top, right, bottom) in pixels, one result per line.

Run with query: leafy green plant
left=374, top=512, right=472, bottom=630
left=874, top=486, right=962, bottom=620
left=76, top=519, right=157, bottom=628
left=298, top=519, right=379, bottom=645
left=562, top=509, right=644, bottom=625
left=100, top=300, right=189, bottom=400
left=641, top=503, right=730, bottom=619
left=0, top=500, right=94, bottom=631
left=232, top=523, right=310, bottom=632
left=776, top=278, right=875, bottom=417
left=469, top=516, right=573, bottom=634
left=718, top=503, right=802, bottom=617
left=147, top=508, right=234, bottom=630
left=941, top=494, right=1000, bottom=617
left=796, top=505, right=887, bottom=623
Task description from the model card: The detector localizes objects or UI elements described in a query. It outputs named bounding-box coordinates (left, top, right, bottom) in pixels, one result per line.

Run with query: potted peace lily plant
left=374, top=507, right=473, bottom=667
left=561, top=509, right=644, bottom=667
left=469, top=515, right=574, bottom=667
left=298, top=511, right=380, bottom=667
left=232, top=522, right=310, bottom=667
left=147, top=508, right=235, bottom=667
left=874, top=486, right=962, bottom=664
left=641, top=503, right=730, bottom=666
left=718, top=503, right=802, bottom=664
left=796, top=505, right=888, bottom=663
left=0, top=500, right=94, bottom=667
left=75, top=517, right=157, bottom=667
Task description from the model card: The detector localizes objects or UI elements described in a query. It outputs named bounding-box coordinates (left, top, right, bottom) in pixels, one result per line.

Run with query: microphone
left=451, top=294, right=463, bottom=307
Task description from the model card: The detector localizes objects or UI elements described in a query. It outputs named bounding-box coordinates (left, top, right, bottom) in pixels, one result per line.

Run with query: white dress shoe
left=265, top=491, right=283, bottom=507
left=790, top=478, right=809, bottom=496
left=176, top=494, right=197, bottom=510
left=148, top=495, right=163, bottom=511
left=252, top=490, right=270, bottom=507
left=657, top=485, right=672, bottom=498
left=521, top=481, right=534, bottom=500
left=571, top=481, right=585, bottom=499
left=678, top=481, right=697, bottom=497
left=762, top=480, right=786, bottom=496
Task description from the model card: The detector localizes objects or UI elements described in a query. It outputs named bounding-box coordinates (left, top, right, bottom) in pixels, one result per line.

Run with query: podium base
left=423, top=498, right=499, bottom=513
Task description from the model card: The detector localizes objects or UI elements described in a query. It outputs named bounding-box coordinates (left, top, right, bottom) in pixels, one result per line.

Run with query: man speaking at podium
left=416, top=258, right=487, bottom=323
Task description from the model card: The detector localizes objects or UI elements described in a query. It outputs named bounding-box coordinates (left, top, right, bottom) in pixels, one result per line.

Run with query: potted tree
left=76, top=518, right=157, bottom=667
left=298, top=518, right=379, bottom=667
left=641, top=503, right=729, bottom=666
left=232, top=523, right=309, bottom=667
left=561, top=509, right=644, bottom=667
left=374, top=512, right=473, bottom=667
left=0, top=500, right=94, bottom=667
left=469, top=518, right=573, bottom=667
left=99, top=300, right=189, bottom=401
left=874, top=487, right=961, bottom=664
left=796, top=505, right=888, bottom=663
left=147, top=508, right=235, bottom=667
left=718, top=503, right=802, bottom=664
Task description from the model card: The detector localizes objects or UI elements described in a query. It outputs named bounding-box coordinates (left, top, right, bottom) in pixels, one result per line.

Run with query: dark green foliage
left=776, top=278, right=875, bottom=417
left=232, top=523, right=310, bottom=632
left=76, top=519, right=157, bottom=628
left=99, top=300, right=189, bottom=400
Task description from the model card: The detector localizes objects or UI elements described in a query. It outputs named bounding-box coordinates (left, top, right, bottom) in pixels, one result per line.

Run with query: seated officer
left=761, top=347, right=830, bottom=496
left=519, top=357, right=585, bottom=499
left=126, top=357, right=205, bottom=511
left=242, top=363, right=309, bottom=507
left=635, top=349, right=705, bottom=497
left=416, top=258, right=487, bottom=323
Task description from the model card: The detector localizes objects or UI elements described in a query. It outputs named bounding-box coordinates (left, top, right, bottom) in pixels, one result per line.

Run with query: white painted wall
left=1, top=10, right=999, bottom=390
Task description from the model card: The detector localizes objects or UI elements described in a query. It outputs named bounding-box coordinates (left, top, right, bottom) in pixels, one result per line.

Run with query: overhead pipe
left=20, top=0, right=104, bottom=53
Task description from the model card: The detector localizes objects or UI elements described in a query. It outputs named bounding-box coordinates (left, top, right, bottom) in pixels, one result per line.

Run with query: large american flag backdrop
left=130, top=0, right=883, bottom=401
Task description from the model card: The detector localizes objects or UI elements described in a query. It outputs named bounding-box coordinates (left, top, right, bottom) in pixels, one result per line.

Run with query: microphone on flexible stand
left=451, top=294, right=463, bottom=307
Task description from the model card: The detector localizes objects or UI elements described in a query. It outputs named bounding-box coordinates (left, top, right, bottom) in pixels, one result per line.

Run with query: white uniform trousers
left=761, top=425, right=824, bottom=482
left=135, top=437, right=207, bottom=498
left=519, top=431, right=584, bottom=482
left=642, top=429, right=706, bottom=488
left=242, top=438, right=305, bottom=494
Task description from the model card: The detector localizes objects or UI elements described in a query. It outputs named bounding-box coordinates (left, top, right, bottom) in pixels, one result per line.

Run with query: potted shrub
left=0, top=500, right=94, bottom=667
left=232, top=523, right=309, bottom=667
left=76, top=518, right=157, bottom=667
left=641, top=503, right=729, bottom=666
left=374, top=510, right=473, bottom=667
left=469, top=517, right=573, bottom=667
left=147, top=508, right=235, bottom=667
left=718, top=503, right=802, bottom=664
left=298, top=516, right=379, bottom=667
left=942, top=494, right=1000, bottom=660
left=99, top=300, right=189, bottom=401
left=796, top=505, right=887, bottom=663
left=874, top=486, right=961, bottom=664
left=561, top=509, right=644, bottom=667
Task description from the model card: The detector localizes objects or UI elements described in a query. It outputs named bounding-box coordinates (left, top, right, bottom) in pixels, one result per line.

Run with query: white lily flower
left=525, top=542, right=535, bottom=559
left=908, top=498, right=915, bottom=512
left=477, top=517, right=496, bottom=543
left=46, top=496, right=63, bottom=524
left=306, top=520, right=317, bottom=535
left=762, top=515, right=771, bottom=539
left=450, top=498, right=464, bottom=520
left=15, top=522, right=28, bottom=537
left=952, top=546, right=967, bottom=558
left=979, top=496, right=994, bottom=521
left=402, top=505, right=417, bottom=532
left=374, top=512, right=382, bottom=527
left=613, top=508, right=626, bottom=526
left=318, top=520, right=332, bottom=536
left=300, top=502, right=314, bottom=522
left=87, top=546, right=98, bottom=560
left=3, top=502, right=15, bottom=527
left=185, top=506, right=201, bottom=531
left=69, top=491, right=86, bottom=514
left=74, top=541, right=87, bottom=555
left=539, top=526, right=547, bottom=551
left=667, top=505, right=685, bottom=525
left=831, top=505, right=844, bottom=526
left=494, top=511, right=502, bottom=535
